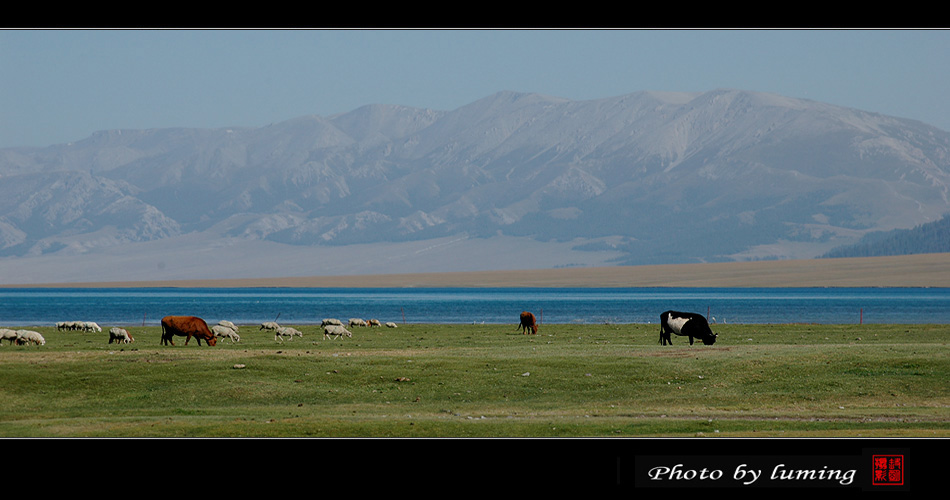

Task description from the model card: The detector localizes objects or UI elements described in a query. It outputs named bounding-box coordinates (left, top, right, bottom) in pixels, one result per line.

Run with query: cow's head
left=702, top=333, right=718, bottom=345
left=207, top=335, right=217, bottom=346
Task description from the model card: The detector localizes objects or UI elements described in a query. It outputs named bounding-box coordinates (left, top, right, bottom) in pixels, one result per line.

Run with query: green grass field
left=0, top=322, right=946, bottom=437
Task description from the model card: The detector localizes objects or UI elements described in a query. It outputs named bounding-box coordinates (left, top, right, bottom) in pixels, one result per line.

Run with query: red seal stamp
left=872, top=455, right=904, bottom=486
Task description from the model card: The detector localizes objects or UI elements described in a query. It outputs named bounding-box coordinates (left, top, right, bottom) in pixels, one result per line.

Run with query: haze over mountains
left=1, top=89, right=948, bottom=284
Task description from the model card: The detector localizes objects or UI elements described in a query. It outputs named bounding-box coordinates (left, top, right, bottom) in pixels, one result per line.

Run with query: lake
left=1, top=287, right=948, bottom=327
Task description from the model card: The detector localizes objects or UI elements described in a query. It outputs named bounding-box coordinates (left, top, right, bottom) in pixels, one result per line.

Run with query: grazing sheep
left=323, top=324, right=352, bottom=339
left=211, top=324, right=241, bottom=343
left=369, top=319, right=381, bottom=327
left=1, top=328, right=19, bottom=344
left=260, top=321, right=280, bottom=331
left=16, top=330, right=45, bottom=346
left=274, top=326, right=302, bottom=342
left=385, top=322, right=398, bottom=328
left=84, top=321, right=102, bottom=333
left=217, top=320, right=239, bottom=332
left=321, top=318, right=342, bottom=326
left=58, top=321, right=84, bottom=331
left=349, top=318, right=367, bottom=327
left=108, top=327, right=134, bottom=344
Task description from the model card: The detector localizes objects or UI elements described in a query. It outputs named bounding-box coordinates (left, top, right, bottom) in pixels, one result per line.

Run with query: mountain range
left=1, top=89, right=948, bottom=284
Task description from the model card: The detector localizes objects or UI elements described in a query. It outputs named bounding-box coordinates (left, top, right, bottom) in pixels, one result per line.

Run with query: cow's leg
left=659, top=326, right=672, bottom=345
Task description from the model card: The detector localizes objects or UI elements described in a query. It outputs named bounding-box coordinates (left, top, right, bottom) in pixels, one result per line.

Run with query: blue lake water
left=0, top=287, right=948, bottom=327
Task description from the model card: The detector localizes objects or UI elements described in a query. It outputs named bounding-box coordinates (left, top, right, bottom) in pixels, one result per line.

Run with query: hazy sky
left=2, top=29, right=948, bottom=149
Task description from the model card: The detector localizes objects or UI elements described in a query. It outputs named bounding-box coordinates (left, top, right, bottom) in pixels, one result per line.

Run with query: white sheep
left=217, top=320, right=239, bottom=332
left=274, top=326, right=303, bottom=342
left=369, top=319, right=381, bottom=327
left=321, top=318, right=342, bottom=326
left=211, top=324, right=241, bottom=343
left=323, top=324, right=352, bottom=339
left=1, top=328, right=19, bottom=344
left=84, top=321, right=102, bottom=333
left=260, top=321, right=280, bottom=331
left=16, top=330, right=45, bottom=346
left=349, top=318, right=367, bottom=327
left=385, top=322, right=398, bottom=328
left=108, top=327, right=134, bottom=344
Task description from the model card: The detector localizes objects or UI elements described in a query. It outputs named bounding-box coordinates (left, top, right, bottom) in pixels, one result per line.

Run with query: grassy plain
left=0, top=322, right=946, bottom=437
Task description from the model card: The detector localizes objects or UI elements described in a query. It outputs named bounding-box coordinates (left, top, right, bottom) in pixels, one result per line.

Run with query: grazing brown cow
left=518, top=311, right=538, bottom=335
left=161, top=315, right=217, bottom=346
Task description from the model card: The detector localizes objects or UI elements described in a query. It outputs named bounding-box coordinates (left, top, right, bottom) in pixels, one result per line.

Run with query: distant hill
left=821, top=214, right=950, bottom=258
left=1, top=88, right=949, bottom=284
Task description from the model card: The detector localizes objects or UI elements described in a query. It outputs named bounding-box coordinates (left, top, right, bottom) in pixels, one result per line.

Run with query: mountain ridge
left=2, top=88, right=948, bottom=283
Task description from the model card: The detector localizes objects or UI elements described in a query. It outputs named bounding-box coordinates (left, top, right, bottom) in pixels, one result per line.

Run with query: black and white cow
left=659, top=310, right=718, bottom=346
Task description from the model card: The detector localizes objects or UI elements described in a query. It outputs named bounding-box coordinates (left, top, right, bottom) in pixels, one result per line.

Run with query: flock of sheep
left=56, top=321, right=103, bottom=332
left=0, top=328, right=46, bottom=346
left=2, top=322, right=118, bottom=346
left=1, top=316, right=400, bottom=347
left=57, top=320, right=136, bottom=344
left=262, top=317, right=398, bottom=343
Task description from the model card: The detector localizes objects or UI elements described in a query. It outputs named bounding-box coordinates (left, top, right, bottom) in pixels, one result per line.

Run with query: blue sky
left=2, top=29, right=948, bottom=149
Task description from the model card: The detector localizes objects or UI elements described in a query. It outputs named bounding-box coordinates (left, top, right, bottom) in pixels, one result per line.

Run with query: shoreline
left=4, top=253, right=950, bottom=289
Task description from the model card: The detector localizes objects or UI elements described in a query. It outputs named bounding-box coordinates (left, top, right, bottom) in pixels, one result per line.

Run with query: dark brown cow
left=518, top=311, right=538, bottom=335
left=161, top=315, right=217, bottom=346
